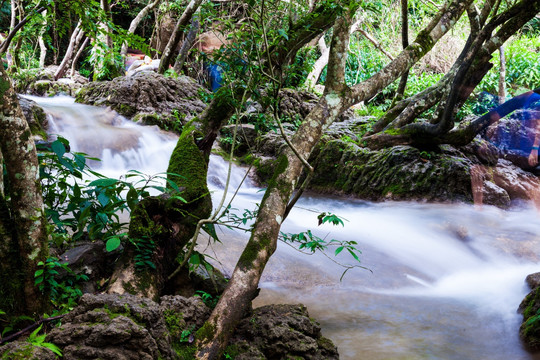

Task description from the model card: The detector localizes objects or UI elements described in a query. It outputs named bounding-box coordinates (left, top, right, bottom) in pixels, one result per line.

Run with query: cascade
left=28, top=95, right=540, bottom=360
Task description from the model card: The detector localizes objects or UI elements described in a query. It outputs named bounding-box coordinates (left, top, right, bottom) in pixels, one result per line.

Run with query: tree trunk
left=70, top=37, right=90, bottom=78
left=38, top=10, right=47, bottom=68
left=194, top=1, right=472, bottom=357
left=120, top=0, right=162, bottom=57
left=0, top=66, right=48, bottom=316
left=54, top=21, right=83, bottom=80
left=158, top=0, right=204, bottom=74
left=173, top=17, right=200, bottom=74
left=394, top=0, right=409, bottom=102
left=304, top=35, right=329, bottom=89
left=498, top=45, right=506, bottom=104
left=363, top=0, right=540, bottom=148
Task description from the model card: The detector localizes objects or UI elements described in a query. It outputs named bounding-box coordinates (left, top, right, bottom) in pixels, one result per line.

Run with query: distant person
left=197, top=31, right=230, bottom=92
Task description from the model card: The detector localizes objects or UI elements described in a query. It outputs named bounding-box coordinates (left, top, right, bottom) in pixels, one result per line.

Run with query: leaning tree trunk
left=54, top=21, right=84, bottom=80
left=362, top=0, right=540, bottom=149
left=194, top=1, right=473, bottom=358
left=158, top=0, right=204, bottom=74
left=173, top=16, right=199, bottom=74
left=107, top=87, right=238, bottom=299
left=120, top=0, right=162, bottom=57
left=38, top=9, right=47, bottom=68
left=0, top=66, right=48, bottom=316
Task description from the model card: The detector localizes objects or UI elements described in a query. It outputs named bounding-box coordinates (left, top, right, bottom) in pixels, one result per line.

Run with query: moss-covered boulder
left=228, top=304, right=339, bottom=360
left=0, top=341, right=57, bottom=360
left=18, top=95, right=47, bottom=139
left=46, top=294, right=177, bottom=360
left=308, top=141, right=474, bottom=203
left=75, top=72, right=208, bottom=133
left=519, top=276, right=540, bottom=351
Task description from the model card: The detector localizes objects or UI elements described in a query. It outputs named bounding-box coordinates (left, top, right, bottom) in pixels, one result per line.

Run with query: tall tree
left=0, top=66, right=48, bottom=316
left=195, top=0, right=475, bottom=357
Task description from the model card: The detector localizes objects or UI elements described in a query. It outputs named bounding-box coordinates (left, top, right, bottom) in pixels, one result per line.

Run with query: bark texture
left=120, top=0, right=162, bottom=56
left=0, top=66, right=48, bottom=316
left=158, top=0, right=204, bottom=74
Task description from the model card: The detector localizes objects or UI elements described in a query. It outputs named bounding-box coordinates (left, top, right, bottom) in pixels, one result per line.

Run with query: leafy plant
left=195, top=290, right=219, bottom=309
left=38, top=137, right=184, bottom=252
left=34, top=257, right=89, bottom=310
left=27, top=324, right=63, bottom=357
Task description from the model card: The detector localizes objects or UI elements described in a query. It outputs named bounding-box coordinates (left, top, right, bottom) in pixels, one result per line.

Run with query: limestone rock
left=230, top=304, right=339, bottom=360
left=75, top=72, right=208, bottom=132
left=18, top=95, right=48, bottom=139
left=0, top=341, right=57, bottom=360
left=527, top=273, right=540, bottom=290
left=46, top=293, right=176, bottom=360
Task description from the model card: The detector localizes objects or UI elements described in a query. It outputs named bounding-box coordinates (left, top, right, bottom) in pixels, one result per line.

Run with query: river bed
left=29, top=94, right=540, bottom=360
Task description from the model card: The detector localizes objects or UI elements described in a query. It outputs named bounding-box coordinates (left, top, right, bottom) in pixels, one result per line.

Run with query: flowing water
left=28, top=95, right=540, bottom=359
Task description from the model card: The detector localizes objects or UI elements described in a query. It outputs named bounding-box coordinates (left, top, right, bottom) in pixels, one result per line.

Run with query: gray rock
left=18, top=95, right=48, bottom=138
left=0, top=341, right=57, bottom=360
left=46, top=293, right=176, bottom=360
left=160, top=295, right=211, bottom=330
left=230, top=304, right=339, bottom=360
left=526, top=272, right=540, bottom=290
left=75, top=72, right=208, bottom=132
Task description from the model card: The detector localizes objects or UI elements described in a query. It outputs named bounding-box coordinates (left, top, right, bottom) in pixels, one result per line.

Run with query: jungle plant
left=38, top=136, right=184, bottom=251
left=34, top=257, right=89, bottom=312
left=26, top=324, right=63, bottom=357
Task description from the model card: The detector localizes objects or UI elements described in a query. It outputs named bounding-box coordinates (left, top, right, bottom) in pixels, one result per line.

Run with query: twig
left=0, top=314, right=65, bottom=345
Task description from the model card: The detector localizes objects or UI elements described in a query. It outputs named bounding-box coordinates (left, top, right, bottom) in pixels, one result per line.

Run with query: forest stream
left=29, top=95, right=540, bottom=360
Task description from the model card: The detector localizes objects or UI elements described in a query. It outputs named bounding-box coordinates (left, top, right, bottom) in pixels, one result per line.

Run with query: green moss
left=237, top=233, right=272, bottom=271
left=115, top=103, right=137, bottom=117
left=176, top=344, right=197, bottom=359
left=167, top=125, right=209, bottom=203
left=195, top=321, right=216, bottom=343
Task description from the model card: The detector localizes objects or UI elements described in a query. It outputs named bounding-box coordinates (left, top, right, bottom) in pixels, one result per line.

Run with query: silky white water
left=30, top=95, right=540, bottom=359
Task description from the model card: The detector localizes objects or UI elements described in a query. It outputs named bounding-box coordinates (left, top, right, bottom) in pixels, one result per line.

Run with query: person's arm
left=529, top=118, right=540, bottom=166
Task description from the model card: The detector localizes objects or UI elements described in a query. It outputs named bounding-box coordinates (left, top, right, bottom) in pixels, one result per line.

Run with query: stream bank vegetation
left=1, top=0, right=540, bottom=358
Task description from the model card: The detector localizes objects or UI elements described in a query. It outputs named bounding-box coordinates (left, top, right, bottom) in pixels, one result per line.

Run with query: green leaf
left=34, top=269, right=44, bottom=277
left=97, top=192, right=110, bottom=207
left=335, top=246, right=344, bottom=256
left=106, top=237, right=121, bottom=252
left=278, top=28, right=289, bottom=40
left=88, top=178, right=118, bottom=187
left=51, top=140, right=66, bottom=159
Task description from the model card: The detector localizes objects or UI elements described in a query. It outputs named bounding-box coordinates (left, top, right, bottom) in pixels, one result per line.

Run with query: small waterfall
left=29, top=95, right=540, bottom=360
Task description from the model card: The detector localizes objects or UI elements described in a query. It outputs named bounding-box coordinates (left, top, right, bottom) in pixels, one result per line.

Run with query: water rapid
left=29, top=95, right=540, bottom=360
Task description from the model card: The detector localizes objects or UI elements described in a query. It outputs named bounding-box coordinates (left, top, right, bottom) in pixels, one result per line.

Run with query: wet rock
left=18, top=95, right=48, bottom=139
left=492, top=159, right=540, bottom=202
left=13, top=66, right=87, bottom=96
left=526, top=273, right=540, bottom=290
left=461, top=137, right=500, bottom=166
left=75, top=72, right=208, bottom=131
left=46, top=293, right=176, bottom=360
left=519, top=286, right=540, bottom=351
left=57, top=241, right=120, bottom=293
left=0, top=341, right=57, bottom=360
left=160, top=295, right=211, bottom=330
left=229, top=304, right=339, bottom=360
left=276, top=88, right=354, bottom=123
left=308, top=141, right=474, bottom=203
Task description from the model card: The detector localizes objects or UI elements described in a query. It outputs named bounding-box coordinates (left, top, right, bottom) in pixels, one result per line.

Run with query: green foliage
left=38, top=137, right=181, bottom=251
left=130, top=236, right=157, bottom=271
left=477, top=35, right=540, bottom=96
left=27, top=324, right=63, bottom=357
left=195, top=290, right=219, bottom=309
left=34, top=257, right=88, bottom=311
